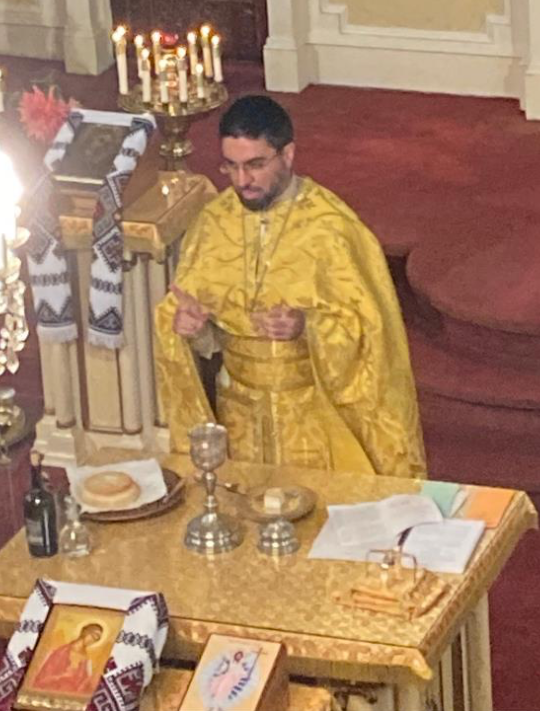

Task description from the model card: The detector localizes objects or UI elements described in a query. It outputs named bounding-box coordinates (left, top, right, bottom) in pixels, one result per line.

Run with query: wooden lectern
left=34, top=170, right=216, bottom=465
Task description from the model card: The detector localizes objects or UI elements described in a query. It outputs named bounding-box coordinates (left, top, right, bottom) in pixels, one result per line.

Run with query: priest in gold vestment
left=155, top=96, right=426, bottom=478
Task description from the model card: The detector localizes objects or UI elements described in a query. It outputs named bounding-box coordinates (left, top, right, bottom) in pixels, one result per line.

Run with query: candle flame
left=200, top=25, right=211, bottom=37
left=141, top=48, right=151, bottom=60
left=195, top=63, right=204, bottom=75
left=211, top=35, right=220, bottom=47
left=158, top=58, right=168, bottom=72
left=134, top=34, right=144, bottom=47
left=187, top=31, right=197, bottom=43
left=112, top=26, right=126, bottom=42
left=151, top=30, right=161, bottom=43
left=177, top=46, right=187, bottom=59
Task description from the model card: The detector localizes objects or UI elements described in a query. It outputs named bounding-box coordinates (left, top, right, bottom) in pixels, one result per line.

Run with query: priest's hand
left=171, top=285, right=209, bottom=337
left=251, top=305, right=305, bottom=341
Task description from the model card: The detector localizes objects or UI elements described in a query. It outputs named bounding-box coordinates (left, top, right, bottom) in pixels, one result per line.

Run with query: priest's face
left=220, top=136, right=295, bottom=211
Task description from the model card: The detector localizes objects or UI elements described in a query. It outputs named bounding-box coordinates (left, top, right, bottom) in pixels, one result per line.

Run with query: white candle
left=176, top=47, right=189, bottom=104
left=187, top=32, right=199, bottom=75
left=151, top=30, right=161, bottom=75
left=158, top=58, right=169, bottom=105
left=211, top=35, right=223, bottom=83
left=0, top=153, right=22, bottom=273
left=112, top=27, right=129, bottom=95
left=161, top=183, right=174, bottom=208
left=200, top=25, right=213, bottom=79
left=134, top=35, right=145, bottom=78
left=141, top=48, right=152, bottom=104
left=195, top=63, right=205, bottom=100
left=0, top=68, right=4, bottom=114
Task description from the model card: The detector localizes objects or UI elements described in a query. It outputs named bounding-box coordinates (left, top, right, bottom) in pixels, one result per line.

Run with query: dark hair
left=219, top=95, right=294, bottom=150
left=80, top=624, right=103, bottom=639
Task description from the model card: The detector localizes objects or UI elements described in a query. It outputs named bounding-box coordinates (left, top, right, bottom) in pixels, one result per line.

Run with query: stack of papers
left=308, top=493, right=485, bottom=574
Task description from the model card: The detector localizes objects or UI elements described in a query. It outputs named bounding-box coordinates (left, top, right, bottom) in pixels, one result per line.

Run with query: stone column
left=64, top=0, right=114, bottom=75
left=523, top=0, right=540, bottom=118
left=465, top=595, right=493, bottom=711
left=263, top=0, right=316, bottom=92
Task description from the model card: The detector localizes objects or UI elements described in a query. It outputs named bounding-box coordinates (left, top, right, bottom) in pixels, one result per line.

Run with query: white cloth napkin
left=0, top=579, right=169, bottom=711
left=66, top=458, right=167, bottom=513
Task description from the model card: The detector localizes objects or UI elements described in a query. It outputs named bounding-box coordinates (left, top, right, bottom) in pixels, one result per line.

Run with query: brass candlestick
left=119, top=70, right=227, bottom=169
left=185, top=423, right=244, bottom=554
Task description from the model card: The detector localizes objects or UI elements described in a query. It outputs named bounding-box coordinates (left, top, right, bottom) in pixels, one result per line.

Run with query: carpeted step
left=408, top=320, right=540, bottom=409
left=418, top=392, right=540, bottom=491
left=405, top=206, right=540, bottom=336
left=392, top=256, right=540, bottom=367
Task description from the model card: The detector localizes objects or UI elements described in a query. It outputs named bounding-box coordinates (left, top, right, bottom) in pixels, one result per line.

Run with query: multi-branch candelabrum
left=0, top=152, right=29, bottom=463
left=113, top=25, right=228, bottom=168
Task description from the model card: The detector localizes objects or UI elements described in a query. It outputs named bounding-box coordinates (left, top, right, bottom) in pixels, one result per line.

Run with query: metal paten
left=184, top=423, right=244, bottom=554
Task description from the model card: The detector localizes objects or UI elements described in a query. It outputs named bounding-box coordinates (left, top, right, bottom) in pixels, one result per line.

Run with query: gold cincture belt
left=222, top=335, right=314, bottom=392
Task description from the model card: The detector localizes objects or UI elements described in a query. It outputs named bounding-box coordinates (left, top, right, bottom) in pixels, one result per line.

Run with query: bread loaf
left=78, top=471, right=141, bottom=510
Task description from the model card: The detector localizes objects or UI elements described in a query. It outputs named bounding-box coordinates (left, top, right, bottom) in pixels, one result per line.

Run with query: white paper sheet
left=401, top=519, right=486, bottom=574
left=328, top=494, right=443, bottom=547
left=308, top=516, right=399, bottom=561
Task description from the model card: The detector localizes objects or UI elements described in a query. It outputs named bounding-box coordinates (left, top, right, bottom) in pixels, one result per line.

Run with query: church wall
left=0, top=0, right=65, bottom=61
left=264, top=0, right=540, bottom=120
left=326, top=0, right=504, bottom=33
left=0, top=0, right=114, bottom=75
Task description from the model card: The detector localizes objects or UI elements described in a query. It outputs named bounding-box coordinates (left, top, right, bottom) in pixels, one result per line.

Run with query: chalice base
left=184, top=512, right=244, bottom=554
left=258, top=517, right=300, bottom=556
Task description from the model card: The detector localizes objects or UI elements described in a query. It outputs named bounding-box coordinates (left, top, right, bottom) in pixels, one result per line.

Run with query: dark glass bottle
left=23, top=450, right=58, bottom=557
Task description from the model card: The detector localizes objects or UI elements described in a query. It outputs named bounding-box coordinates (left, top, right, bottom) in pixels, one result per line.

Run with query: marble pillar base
left=35, top=415, right=171, bottom=467
left=0, top=0, right=113, bottom=75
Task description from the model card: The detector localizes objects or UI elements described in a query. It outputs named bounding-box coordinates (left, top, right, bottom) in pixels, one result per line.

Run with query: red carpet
left=0, top=55, right=539, bottom=710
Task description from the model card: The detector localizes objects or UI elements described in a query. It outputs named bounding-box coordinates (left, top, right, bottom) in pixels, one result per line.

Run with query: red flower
left=18, top=86, right=78, bottom=144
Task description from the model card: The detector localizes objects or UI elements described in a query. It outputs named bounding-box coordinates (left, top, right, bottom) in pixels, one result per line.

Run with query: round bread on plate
left=79, top=471, right=141, bottom=510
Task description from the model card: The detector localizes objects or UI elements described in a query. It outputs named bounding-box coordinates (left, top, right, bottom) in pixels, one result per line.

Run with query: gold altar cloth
left=59, top=171, right=216, bottom=260
left=0, top=456, right=535, bottom=688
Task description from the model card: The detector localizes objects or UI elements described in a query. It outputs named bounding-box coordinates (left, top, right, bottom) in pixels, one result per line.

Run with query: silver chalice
left=184, top=423, right=244, bottom=554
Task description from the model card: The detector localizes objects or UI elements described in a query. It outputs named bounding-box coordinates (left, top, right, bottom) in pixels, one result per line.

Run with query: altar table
left=0, top=456, right=535, bottom=711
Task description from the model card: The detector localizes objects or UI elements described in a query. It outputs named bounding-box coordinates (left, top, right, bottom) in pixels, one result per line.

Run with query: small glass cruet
left=59, top=495, right=92, bottom=557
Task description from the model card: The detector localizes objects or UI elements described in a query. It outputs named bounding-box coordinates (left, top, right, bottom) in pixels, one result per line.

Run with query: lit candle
left=141, top=48, right=152, bottom=104
left=112, top=26, right=129, bottom=95
left=200, top=25, right=213, bottom=79
left=187, top=31, right=199, bottom=75
left=211, top=35, right=223, bottom=83
left=195, top=62, right=205, bottom=100
left=176, top=47, right=189, bottom=104
left=134, top=34, right=145, bottom=78
left=0, top=68, right=4, bottom=114
left=0, top=153, right=22, bottom=273
left=161, top=183, right=174, bottom=208
left=151, top=30, right=161, bottom=75
left=158, top=58, right=169, bottom=105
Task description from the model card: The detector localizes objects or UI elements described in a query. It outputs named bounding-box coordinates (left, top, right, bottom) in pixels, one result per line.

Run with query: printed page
left=401, top=519, right=485, bottom=574
left=308, top=515, right=399, bottom=561
left=328, top=494, right=443, bottom=548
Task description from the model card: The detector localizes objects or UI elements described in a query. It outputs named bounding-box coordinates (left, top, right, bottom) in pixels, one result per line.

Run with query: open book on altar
left=308, top=493, right=486, bottom=574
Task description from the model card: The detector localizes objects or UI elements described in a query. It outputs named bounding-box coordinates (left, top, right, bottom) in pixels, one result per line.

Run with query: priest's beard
left=236, top=168, right=292, bottom=212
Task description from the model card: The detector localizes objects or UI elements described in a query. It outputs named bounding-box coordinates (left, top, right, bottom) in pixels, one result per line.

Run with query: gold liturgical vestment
left=155, top=177, right=426, bottom=478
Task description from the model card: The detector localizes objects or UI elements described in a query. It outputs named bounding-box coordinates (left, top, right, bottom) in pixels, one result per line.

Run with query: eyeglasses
left=219, top=150, right=281, bottom=177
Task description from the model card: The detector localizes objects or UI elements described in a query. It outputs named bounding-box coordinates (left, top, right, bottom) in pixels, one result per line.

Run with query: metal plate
left=3, top=405, right=34, bottom=448
left=82, top=468, right=185, bottom=523
left=237, top=485, right=317, bottom=523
